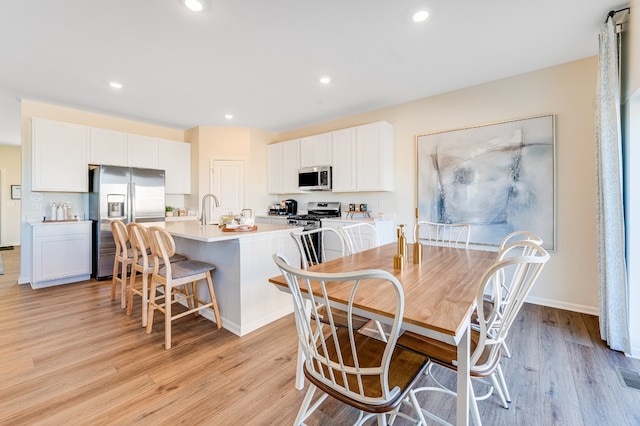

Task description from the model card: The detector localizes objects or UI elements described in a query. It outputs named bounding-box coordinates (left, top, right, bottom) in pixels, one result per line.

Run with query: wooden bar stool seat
left=145, top=226, right=222, bottom=349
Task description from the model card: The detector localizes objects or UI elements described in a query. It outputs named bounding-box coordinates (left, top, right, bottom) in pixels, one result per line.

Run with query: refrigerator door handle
left=130, top=181, right=136, bottom=223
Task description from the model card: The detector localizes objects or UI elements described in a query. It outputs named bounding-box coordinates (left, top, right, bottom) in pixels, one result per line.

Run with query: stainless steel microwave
left=298, top=166, right=332, bottom=191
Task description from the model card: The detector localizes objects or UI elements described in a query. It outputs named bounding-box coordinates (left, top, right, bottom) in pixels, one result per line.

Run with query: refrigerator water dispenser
left=107, top=194, right=125, bottom=217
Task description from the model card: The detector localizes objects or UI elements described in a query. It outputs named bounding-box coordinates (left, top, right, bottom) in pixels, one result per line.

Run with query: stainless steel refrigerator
left=89, top=165, right=166, bottom=279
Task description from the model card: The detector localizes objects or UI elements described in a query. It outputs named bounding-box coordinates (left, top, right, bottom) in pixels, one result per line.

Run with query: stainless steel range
left=287, top=201, right=341, bottom=230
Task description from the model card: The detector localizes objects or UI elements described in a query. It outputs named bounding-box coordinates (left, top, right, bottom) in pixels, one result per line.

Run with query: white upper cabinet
left=332, top=121, right=394, bottom=192
left=268, top=139, right=300, bottom=194
left=300, top=132, right=332, bottom=167
left=331, top=127, right=357, bottom=192
left=127, top=134, right=159, bottom=169
left=158, top=139, right=191, bottom=194
left=356, top=121, right=394, bottom=192
left=89, top=127, right=127, bottom=166
left=32, top=118, right=89, bottom=192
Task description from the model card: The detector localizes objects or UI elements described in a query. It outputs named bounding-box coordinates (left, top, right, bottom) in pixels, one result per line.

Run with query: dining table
left=268, top=242, right=497, bottom=426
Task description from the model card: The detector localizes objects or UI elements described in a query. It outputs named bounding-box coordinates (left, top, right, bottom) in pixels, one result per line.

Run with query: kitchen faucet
left=200, top=193, right=220, bottom=225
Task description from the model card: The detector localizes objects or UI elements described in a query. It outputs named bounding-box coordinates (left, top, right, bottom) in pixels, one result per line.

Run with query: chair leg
left=501, top=340, right=512, bottom=358
left=120, top=261, right=128, bottom=309
left=205, top=272, right=222, bottom=328
left=146, top=279, right=158, bottom=334
left=126, top=270, right=136, bottom=316
left=294, top=384, right=321, bottom=426
left=141, top=272, right=149, bottom=328
left=165, top=286, right=172, bottom=349
left=111, top=259, right=119, bottom=301
left=490, top=373, right=509, bottom=408
left=496, top=364, right=511, bottom=403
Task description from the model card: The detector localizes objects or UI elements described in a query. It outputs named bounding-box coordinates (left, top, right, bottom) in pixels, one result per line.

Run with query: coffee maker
left=284, top=199, right=297, bottom=216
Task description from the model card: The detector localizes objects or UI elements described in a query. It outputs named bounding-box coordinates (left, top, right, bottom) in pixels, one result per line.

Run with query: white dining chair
left=339, top=222, right=380, bottom=255
left=486, top=231, right=544, bottom=358
left=272, top=253, right=430, bottom=426
left=290, top=227, right=346, bottom=268
left=397, top=240, right=550, bottom=426
left=414, top=221, right=471, bottom=248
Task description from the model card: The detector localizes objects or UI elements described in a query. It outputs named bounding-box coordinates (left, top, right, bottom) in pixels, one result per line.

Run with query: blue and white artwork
left=417, top=115, right=555, bottom=250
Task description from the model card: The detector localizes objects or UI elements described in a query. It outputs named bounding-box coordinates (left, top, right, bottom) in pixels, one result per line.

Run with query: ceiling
left=0, top=0, right=628, bottom=145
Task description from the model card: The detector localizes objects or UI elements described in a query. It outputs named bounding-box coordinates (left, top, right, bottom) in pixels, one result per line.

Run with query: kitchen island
left=164, top=220, right=301, bottom=336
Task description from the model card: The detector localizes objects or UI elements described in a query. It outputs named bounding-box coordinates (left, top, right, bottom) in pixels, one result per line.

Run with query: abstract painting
left=416, top=115, right=555, bottom=250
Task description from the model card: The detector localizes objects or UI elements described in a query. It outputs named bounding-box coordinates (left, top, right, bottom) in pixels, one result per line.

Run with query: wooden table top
left=269, top=243, right=497, bottom=342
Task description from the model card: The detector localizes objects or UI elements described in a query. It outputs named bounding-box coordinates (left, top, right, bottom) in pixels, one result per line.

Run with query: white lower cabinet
left=32, top=221, right=92, bottom=288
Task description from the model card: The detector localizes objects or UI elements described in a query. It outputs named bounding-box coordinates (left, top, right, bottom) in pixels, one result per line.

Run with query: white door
left=211, top=160, right=245, bottom=219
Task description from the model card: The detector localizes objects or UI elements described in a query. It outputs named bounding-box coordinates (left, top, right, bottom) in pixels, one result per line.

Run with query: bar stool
left=127, top=222, right=187, bottom=327
left=111, top=219, right=134, bottom=309
left=146, top=226, right=222, bottom=349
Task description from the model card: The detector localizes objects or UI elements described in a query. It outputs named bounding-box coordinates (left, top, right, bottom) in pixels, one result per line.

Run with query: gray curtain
left=595, top=18, right=630, bottom=353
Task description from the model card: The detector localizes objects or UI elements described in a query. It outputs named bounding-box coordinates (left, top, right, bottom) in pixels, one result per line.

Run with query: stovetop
left=289, top=201, right=341, bottom=221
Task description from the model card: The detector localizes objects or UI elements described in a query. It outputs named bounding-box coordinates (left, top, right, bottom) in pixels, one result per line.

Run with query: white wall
left=277, top=57, right=601, bottom=315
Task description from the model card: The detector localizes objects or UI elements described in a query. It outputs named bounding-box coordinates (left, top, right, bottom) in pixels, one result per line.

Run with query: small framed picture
left=359, top=203, right=367, bottom=212
left=11, top=185, right=21, bottom=200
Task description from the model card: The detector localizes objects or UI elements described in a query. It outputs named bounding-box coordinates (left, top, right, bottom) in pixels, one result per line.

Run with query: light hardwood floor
left=1, top=247, right=639, bottom=425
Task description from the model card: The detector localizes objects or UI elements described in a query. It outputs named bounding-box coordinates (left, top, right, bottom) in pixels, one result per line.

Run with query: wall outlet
left=378, top=200, right=384, bottom=209
left=31, top=202, right=42, bottom=210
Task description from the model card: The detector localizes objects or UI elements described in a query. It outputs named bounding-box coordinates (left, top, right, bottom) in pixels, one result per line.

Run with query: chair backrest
left=272, top=253, right=405, bottom=405
left=499, top=230, right=543, bottom=253
left=414, top=221, right=470, bottom=248
left=128, top=222, right=151, bottom=270
left=290, top=227, right=346, bottom=269
left=111, top=220, right=130, bottom=259
left=147, top=226, right=177, bottom=275
left=339, top=222, right=380, bottom=255
left=472, top=241, right=549, bottom=371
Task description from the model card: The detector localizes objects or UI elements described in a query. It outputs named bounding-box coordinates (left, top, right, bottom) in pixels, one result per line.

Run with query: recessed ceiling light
left=412, top=10, right=429, bottom=22
left=224, top=114, right=233, bottom=120
left=108, top=81, right=123, bottom=89
left=319, top=76, right=332, bottom=85
left=184, top=0, right=204, bottom=12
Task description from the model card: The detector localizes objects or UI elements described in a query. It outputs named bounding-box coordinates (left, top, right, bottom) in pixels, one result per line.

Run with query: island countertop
left=164, top=220, right=300, bottom=243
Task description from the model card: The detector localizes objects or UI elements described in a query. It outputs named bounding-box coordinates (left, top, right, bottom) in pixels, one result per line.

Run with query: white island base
left=166, top=221, right=301, bottom=336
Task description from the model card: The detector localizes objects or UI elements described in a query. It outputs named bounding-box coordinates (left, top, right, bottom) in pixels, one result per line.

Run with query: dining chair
left=339, top=222, right=380, bottom=255
left=111, top=219, right=134, bottom=309
left=146, top=226, right=222, bottom=349
left=397, top=240, right=549, bottom=426
left=290, top=228, right=385, bottom=340
left=126, top=222, right=187, bottom=327
left=487, top=231, right=544, bottom=358
left=290, top=227, right=346, bottom=268
left=272, top=253, right=430, bottom=426
left=414, top=221, right=471, bottom=248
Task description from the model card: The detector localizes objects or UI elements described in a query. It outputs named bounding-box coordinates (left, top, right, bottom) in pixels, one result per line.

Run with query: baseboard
left=627, top=346, right=640, bottom=359
left=525, top=295, right=599, bottom=316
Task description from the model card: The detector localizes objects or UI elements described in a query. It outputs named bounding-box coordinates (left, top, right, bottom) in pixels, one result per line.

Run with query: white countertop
left=29, top=219, right=92, bottom=226
left=321, top=217, right=391, bottom=223
left=164, top=221, right=301, bottom=243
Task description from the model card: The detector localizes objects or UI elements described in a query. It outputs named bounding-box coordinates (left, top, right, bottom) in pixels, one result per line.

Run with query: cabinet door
left=32, top=223, right=92, bottom=283
left=159, top=139, right=191, bottom=194
left=356, top=122, right=394, bottom=191
left=267, top=143, right=283, bottom=194
left=300, top=133, right=332, bottom=167
left=282, top=139, right=301, bottom=193
left=32, top=118, right=89, bottom=192
left=127, top=134, right=159, bottom=169
left=331, top=128, right=357, bottom=192
left=89, top=127, right=127, bottom=166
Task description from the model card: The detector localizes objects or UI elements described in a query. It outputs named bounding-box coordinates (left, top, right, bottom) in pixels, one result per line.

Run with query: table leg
left=457, top=325, right=470, bottom=426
